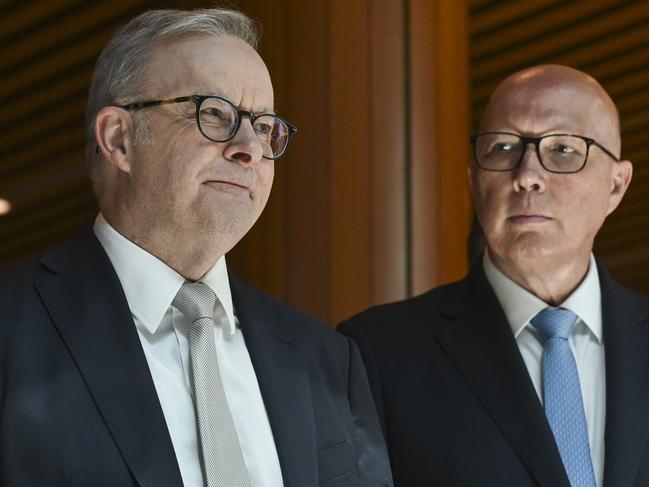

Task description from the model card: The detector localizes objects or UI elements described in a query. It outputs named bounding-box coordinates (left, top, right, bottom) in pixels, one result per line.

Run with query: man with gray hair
left=0, top=8, right=392, bottom=487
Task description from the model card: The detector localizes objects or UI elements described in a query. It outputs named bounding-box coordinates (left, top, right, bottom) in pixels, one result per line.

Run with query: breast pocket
left=317, top=437, right=359, bottom=486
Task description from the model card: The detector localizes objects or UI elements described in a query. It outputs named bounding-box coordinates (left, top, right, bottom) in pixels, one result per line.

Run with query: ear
left=606, top=159, right=633, bottom=215
left=94, top=106, right=135, bottom=173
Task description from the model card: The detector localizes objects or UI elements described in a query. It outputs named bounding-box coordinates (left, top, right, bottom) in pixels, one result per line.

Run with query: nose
left=512, top=143, right=546, bottom=193
left=223, top=119, right=264, bottom=164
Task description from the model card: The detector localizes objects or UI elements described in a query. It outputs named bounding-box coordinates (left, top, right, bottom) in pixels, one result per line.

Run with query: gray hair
left=85, top=8, right=260, bottom=185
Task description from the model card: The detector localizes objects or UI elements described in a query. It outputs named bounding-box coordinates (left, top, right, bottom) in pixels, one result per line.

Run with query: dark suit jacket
left=339, top=260, right=649, bottom=487
left=0, top=228, right=392, bottom=487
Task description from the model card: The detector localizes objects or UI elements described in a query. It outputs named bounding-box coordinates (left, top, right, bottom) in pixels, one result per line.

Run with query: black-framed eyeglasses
left=120, top=95, right=297, bottom=160
left=470, top=132, right=619, bottom=174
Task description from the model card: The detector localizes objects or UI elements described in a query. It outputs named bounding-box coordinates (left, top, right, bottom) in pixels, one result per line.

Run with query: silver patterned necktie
left=531, top=307, right=596, bottom=487
left=173, top=281, right=251, bottom=487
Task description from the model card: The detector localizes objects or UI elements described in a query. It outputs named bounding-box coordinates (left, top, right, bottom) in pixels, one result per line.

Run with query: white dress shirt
left=93, top=213, right=284, bottom=487
left=483, top=252, right=605, bottom=487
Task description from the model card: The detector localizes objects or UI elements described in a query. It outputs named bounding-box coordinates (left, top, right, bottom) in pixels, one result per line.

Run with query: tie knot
left=530, top=307, right=578, bottom=340
left=172, top=281, right=216, bottom=323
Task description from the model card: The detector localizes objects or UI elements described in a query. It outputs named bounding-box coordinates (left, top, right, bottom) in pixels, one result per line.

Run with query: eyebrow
left=256, top=107, right=276, bottom=115
left=201, top=91, right=275, bottom=115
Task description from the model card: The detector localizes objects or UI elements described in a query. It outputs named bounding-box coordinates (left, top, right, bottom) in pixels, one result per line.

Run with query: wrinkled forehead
left=143, top=34, right=274, bottom=110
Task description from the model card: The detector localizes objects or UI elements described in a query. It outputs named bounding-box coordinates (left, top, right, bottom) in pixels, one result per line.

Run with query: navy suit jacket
left=0, top=228, right=392, bottom=487
left=339, top=260, right=649, bottom=487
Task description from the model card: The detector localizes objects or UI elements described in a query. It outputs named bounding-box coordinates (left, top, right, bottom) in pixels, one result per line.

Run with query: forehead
left=145, top=35, right=274, bottom=110
left=481, top=81, right=617, bottom=143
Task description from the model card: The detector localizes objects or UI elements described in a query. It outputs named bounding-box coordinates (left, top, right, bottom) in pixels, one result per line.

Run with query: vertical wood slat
left=258, top=0, right=287, bottom=302
left=282, top=0, right=331, bottom=320
left=369, top=0, right=408, bottom=305
left=408, top=0, right=472, bottom=295
left=436, top=0, right=472, bottom=284
left=408, top=0, right=438, bottom=295
left=329, top=0, right=371, bottom=323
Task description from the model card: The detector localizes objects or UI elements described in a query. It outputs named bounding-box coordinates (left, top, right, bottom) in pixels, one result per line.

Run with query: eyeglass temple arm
left=591, top=140, right=620, bottom=162
left=119, top=96, right=194, bottom=110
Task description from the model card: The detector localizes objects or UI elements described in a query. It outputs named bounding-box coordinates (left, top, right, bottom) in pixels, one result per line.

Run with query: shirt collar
left=483, top=252, right=602, bottom=343
left=199, top=256, right=237, bottom=336
left=93, top=213, right=237, bottom=336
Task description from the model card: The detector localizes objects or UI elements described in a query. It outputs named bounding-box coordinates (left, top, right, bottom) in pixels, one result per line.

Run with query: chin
left=207, top=217, right=255, bottom=246
left=510, top=243, right=562, bottom=270
left=490, top=233, right=550, bottom=263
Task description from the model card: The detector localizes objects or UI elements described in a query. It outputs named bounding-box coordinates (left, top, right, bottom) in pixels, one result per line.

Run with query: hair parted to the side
left=85, top=8, right=260, bottom=187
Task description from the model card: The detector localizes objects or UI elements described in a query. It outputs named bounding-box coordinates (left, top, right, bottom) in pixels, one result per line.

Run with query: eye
left=201, top=107, right=229, bottom=120
left=547, top=140, right=585, bottom=157
left=484, top=141, right=516, bottom=155
left=494, top=142, right=514, bottom=152
left=253, top=118, right=279, bottom=142
left=476, top=134, right=521, bottom=161
left=254, top=123, right=272, bottom=135
left=552, top=144, right=575, bottom=154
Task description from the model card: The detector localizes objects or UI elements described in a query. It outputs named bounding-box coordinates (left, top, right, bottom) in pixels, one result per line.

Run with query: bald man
left=339, top=65, right=649, bottom=487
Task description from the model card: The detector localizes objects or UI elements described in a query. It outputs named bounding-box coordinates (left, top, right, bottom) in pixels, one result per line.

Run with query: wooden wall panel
left=408, top=0, right=439, bottom=295
left=369, top=0, right=408, bottom=305
left=219, top=0, right=471, bottom=322
left=329, top=0, right=372, bottom=321
left=409, top=0, right=472, bottom=295
left=275, top=0, right=331, bottom=319
left=235, top=0, right=414, bottom=323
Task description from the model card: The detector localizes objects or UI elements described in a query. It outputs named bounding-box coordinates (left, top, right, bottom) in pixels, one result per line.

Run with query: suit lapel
left=230, top=276, right=316, bottom=487
left=600, top=263, right=649, bottom=487
left=432, top=266, right=570, bottom=487
left=35, top=229, right=183, bottom=487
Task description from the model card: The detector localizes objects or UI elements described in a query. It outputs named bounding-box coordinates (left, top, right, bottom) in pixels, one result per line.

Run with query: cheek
left=564, top=180, right=609, bottom=231
left=473, top=178, right=507, bottom=229
left=257, top=164, right=275, bottom=201
left=136, top=134, right=184, bottom=179
left=129, top=152, right=165, bottom=198
left=168, top=144, right=215, bottom=196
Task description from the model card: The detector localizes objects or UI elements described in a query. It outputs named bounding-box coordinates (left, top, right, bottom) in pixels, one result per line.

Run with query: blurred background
left=1, top=0, right=647, bottom=325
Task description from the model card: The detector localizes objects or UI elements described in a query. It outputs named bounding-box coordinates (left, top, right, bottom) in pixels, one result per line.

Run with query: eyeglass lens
left=475, top=133, right=589, bottom=172
left=197, top=97, right=290, bottom=158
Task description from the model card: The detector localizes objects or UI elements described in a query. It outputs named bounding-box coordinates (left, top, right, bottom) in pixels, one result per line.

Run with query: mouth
left=507, top=214, right=552, bottom=224
left=205, top=180, right=250, bottom=191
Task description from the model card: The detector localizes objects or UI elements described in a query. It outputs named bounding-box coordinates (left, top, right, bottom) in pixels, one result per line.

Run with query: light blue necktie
left=531, top=307, right=596, bottom=487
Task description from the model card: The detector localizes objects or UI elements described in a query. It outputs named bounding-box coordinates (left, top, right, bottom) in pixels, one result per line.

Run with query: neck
left=149, top=241, right=223, bottom=281
left=487, top=248, right=591, bottom=306
left=103, top=211, right=227, bottom=281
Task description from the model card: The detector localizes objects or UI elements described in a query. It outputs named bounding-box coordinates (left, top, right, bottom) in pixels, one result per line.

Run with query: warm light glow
left=0, top=198, right=11, bottom=216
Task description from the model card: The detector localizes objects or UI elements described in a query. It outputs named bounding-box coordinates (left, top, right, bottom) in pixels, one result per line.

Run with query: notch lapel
left=432, top=266, right=570, bottom=487
left=600, top=264, right=649, bottom=487
left=230, top=276, right=317, bottom=487
left=35, top=230, right=183, bottom=487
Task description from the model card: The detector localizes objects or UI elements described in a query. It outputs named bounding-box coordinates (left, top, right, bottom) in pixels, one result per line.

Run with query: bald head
left=480, top=64, right=620, bottom=155
left=469, top=64, right=633, bottom=305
